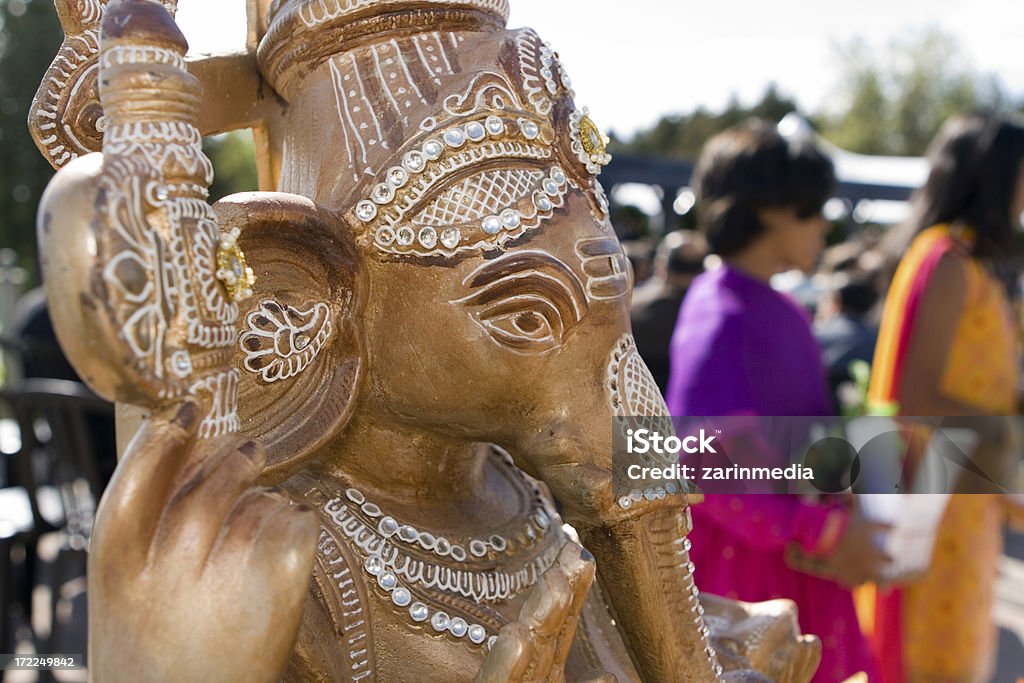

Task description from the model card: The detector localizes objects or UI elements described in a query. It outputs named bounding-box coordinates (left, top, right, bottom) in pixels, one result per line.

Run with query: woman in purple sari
left=666, top=121, right=887, bottom=681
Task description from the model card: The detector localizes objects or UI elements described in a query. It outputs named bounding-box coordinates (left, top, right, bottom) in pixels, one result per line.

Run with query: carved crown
left=258, top=0, right=510, bottom=100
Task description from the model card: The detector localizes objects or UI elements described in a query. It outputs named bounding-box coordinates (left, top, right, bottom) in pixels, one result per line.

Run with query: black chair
left=0, top=378, right=114, bottom=665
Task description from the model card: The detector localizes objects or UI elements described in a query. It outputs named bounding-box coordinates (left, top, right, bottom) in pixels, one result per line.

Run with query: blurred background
left=1, top=0, right=1024, bottom=680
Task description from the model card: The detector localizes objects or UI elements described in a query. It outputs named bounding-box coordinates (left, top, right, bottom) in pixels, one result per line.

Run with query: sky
left=175, top=0, right=1024, bottom=140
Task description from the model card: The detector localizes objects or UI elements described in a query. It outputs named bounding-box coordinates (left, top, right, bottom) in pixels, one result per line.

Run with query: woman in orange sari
left=867, top=112, right=1024, bottom=682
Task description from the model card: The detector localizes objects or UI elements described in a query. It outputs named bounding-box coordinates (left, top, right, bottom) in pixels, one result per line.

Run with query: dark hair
left=657, top=229, right=708, bottom=275
left=693, top=119, right=835, bottom=256
left=892, top=112, right=1024, bottom=258
left=837, top=280, right=879, bottom=316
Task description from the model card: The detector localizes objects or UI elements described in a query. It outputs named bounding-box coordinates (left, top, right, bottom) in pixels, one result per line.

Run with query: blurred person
left=9, top=287, right=117, bottom=485
left=815, top=276, right=879, bottom=412
left=820, top=239, right=880, bottom=286
left=612, top=203, right=652, bottom=241
left=667, top=120, right=885, bottom=682
left=9, top=286, right=78, bottom=381
left=866, top=112, right=1024, bottom=683
left=819, top=241, right=864, bottom=275
left=631, top=229, right=708, bottom=392
left=771, top=267, right=823, bottom=318
left=622, top=238, right=655, bottom=284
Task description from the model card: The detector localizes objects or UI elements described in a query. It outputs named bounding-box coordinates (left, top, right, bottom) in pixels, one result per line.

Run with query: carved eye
left=452, top=250, right=589, bottom=355
left=511, top=311, right=543, bottom=334
left=470, top=297, right=562, bottom=352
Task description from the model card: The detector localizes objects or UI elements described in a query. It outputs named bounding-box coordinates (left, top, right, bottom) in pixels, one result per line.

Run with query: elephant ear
left=214, top=192, right=364, bottom=482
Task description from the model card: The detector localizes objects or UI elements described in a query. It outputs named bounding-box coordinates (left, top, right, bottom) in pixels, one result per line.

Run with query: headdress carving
left=258, top=0, right=510, bottom=100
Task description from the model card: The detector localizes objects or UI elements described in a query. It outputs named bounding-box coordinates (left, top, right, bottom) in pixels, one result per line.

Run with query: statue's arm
left=37, top=3, right=319, bottom=681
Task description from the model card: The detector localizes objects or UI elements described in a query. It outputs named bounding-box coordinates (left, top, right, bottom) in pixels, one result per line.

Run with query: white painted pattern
left=294, top=0, right=509, bottom=28
left=34, top=29, right=99, bottom=167
left=104, top=121, right=214, bottom=187
left=99, top=165, right=172, bottom=379
left=606, top=335, right=671, bottom=418
left=98, top=159, right=236, bottom=394
left=323, top=497, right=559, bottom=604
left=512, top=28, right=575, bottom=116
left=411, top=31, right=460, bottom=86
left=100, top=44, right=187, bottom=71
left=239, top=300, right=333, bottom=383
left=316, top=530, right=375, bottom=681
left=412, top=168, right=543, bottom=226
left=453, top=249, right=590, bottom=355
left=328, top=36, right=461, bottom=182
left=513, top=29, right=553, bottom=116
left=372, top=163, right=570, bottom=257
left=370, top=137, right=552, bottom=228
left=442, top=71, right=525, bottom=118
left=190, top=369, right=240, bottom=438
left=574, top=236, right=630, bottom=301
left=79, top=0, right=106, bottom=23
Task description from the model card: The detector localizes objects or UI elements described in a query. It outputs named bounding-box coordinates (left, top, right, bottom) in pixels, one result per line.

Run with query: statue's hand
left=33, top=5, right=320, bottom=679
left=476, top=542, right=601, bottom=683
left=87, top=400, right=318, bottom=683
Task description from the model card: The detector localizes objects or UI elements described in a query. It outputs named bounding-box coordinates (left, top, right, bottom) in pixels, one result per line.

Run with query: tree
left=0, top=0, right=63, bottom=287
left=613, top=28, right=1019, bottom=162
left=609, top=84, right=800, bottom=159
left=204, top=130, right=259, bottom=203
left=819, top=29, right=1012, bottom=156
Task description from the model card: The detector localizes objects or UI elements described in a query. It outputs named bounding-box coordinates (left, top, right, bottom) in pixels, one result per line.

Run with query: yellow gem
left=578, top=114, right=606, bottom=158
left=216, top=240, right=256, bottom=302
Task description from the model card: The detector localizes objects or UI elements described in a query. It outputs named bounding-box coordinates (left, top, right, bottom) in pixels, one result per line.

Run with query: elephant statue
left=28, top=0, right=821, bottom=680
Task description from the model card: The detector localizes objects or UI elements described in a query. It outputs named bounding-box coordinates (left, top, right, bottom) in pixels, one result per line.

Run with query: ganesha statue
left=28, top=0, right=821, bottom=681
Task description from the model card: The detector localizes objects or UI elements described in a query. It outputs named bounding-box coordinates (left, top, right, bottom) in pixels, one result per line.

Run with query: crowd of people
left=629, top=112, right=1024, bottom=682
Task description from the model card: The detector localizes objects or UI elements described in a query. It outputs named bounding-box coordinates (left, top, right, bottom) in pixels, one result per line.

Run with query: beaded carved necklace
left=320, top=451, right=564, bottom=650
